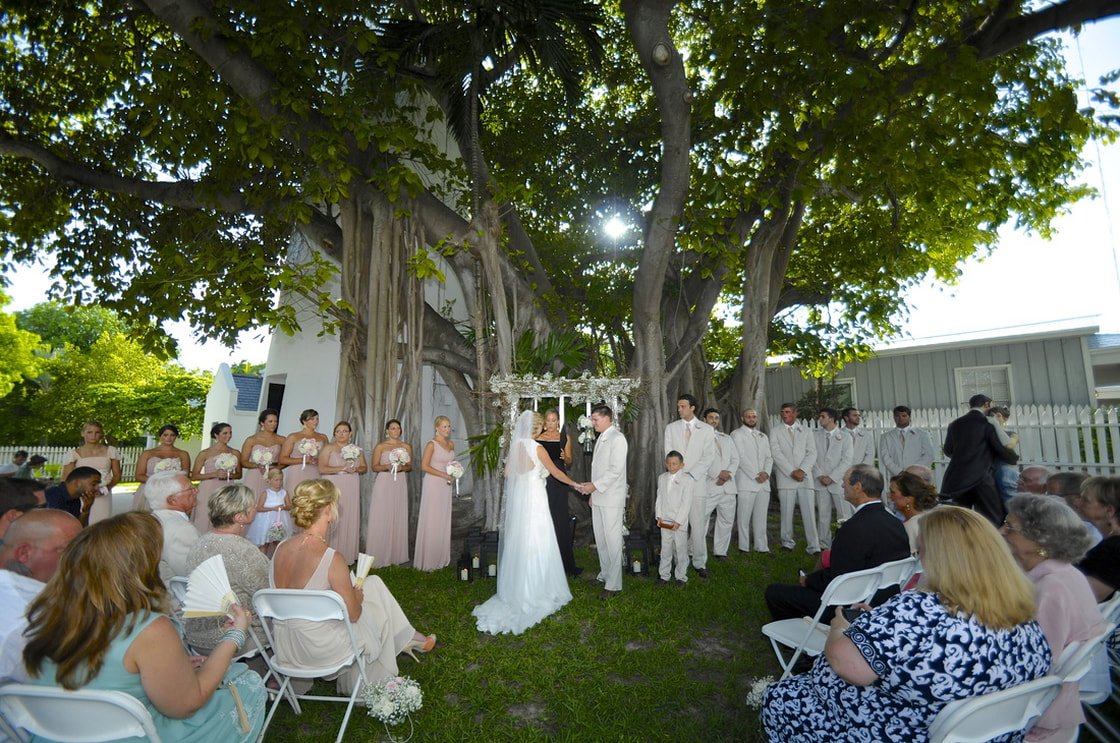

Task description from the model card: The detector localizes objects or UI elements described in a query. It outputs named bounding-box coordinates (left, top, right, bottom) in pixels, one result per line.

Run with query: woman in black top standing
left=536, top=409, right=580, bottom=576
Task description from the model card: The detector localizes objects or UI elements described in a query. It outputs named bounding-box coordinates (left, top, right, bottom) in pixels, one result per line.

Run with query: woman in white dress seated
left=269, top=479, right=435, bottom=694
left=472, top=410, right=578, bottom=635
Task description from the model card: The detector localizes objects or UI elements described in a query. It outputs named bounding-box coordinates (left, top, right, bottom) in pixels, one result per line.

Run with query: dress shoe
left=568, top=567, right=584, bottom=577
left=713, top=555, right=729, bottom=562
left=780, top=546, right=794, bottom=553
left=695, top=567, right=710, bottom=579
left=675, top=579, right=687, bottom=587
left=402, top=634, right=437, bottom=661
left=598, top=589, right=621, bottom=600
left=655, top=578, right=670, bottom=587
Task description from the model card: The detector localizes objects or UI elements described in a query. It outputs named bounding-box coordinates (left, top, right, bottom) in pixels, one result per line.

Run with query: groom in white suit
left=579, top=405, right=629, bottom=599
left=663, top=394, right=716, bottom=578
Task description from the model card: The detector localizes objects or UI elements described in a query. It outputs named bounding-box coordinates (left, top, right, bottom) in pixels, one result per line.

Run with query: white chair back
left=251, top=588, right=368, bottom=743
left=0, top=684, right=162, bottom=743
left=875, top=556, right=920, bottom=591
left=167, top=576, right=189, bottom=607
left=927, top=674, right=1063, bottom=743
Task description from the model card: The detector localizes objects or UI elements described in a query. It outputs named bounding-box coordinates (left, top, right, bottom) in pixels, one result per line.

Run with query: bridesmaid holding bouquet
left=367, top=419, right=412, bottom=568
left=131, top=424, right=192, bottom=511
left=190, top=422, right=242, bottom=533
left=319, top=421, right=368, bottom=565
left=279, top=408, right=330, bottom=497
left=62, top=420, right=121, bottom=525
left=240, top=408, right=285, bottom=499
left=414, top=416, right=456, bottom=571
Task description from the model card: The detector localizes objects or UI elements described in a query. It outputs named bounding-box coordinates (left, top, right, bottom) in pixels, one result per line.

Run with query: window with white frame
left=954, top=365, right=1012, bottom=407
left=832, top=377, right=856, bottom=408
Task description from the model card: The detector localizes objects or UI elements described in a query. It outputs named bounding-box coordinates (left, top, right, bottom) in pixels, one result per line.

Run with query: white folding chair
left=0, top=683, right=163, bottom=743
left=1079, top=601, right=1120, bottom=743
left=875, top=556, right=920, bottom=592
left=927, top=674, right=1064, bottom=743
left=252, top=589, right=368, bottom=743
left=167, top=575, right=190, bottom=608
left=761, top=564, right=885, bottom=679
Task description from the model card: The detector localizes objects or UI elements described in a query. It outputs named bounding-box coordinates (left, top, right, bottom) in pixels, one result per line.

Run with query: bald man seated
left=0, top=509, right=83, bottom=682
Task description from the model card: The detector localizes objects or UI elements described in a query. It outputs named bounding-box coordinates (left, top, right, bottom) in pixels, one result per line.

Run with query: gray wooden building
left=765, top=325, right=1117, bottom=413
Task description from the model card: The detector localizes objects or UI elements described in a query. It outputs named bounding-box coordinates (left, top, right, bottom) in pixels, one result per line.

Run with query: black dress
left=536, top=430, right=579, bottom=576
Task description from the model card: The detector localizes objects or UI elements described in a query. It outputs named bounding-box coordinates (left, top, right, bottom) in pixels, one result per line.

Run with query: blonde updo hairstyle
left=291, top=478, right=340, bottom=529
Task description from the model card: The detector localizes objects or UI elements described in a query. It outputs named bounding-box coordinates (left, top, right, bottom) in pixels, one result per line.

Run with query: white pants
left=659, top=525, right=690, bottom=582
left=702, top=486, right=737, bottom=556
left=737, top=488, right=770, bottom=552
left=778, top=486, right=818, bottom=552
left=815, top=485, right=852, bottom=550
left=592, top=503, right=624, bottom=592
left=685, top=477, right=709, bottom=569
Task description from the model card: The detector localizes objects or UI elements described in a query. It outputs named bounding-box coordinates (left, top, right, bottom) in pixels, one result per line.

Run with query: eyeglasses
left=1001, top=519, right=1023, bottom=533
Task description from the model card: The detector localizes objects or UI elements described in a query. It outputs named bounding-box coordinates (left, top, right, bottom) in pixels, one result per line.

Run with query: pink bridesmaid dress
left=367, top=450, right=409, bottom=568
left=323, top=451, right=360, bottom=565
left=285, top=439, right=322, bottom=496
left=131, top=456, right=178, bottom=511
left=243, top=444, right=281, bottom=498
left=193, top=455, right=236, bottom=534
left=413, top=442, right=454, bottom=571
left=63, top=447, right=120, bottom=525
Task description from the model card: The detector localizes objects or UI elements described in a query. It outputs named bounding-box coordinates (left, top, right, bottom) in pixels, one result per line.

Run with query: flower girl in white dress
left=247, top=468, right=293, bottom=556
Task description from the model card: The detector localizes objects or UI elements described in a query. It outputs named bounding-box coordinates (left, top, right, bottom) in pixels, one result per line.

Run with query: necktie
left=685, top=423, right=692, bottom=447
left=900, top=430, right=906, bottom=447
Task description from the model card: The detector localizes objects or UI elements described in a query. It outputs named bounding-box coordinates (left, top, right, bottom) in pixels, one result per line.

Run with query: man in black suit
left=941, top=393, right=1019, bottom=526
left=764, top=464, right=910, bottom=621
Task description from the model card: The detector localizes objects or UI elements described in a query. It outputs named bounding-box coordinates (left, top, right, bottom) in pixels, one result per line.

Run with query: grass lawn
left=261, top=542, right=810, bottom=742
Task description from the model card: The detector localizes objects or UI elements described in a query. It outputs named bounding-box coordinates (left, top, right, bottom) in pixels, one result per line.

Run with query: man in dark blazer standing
left=764, top=464, right=910, bottom=621
left=941, top=393, right=1019, bottom=527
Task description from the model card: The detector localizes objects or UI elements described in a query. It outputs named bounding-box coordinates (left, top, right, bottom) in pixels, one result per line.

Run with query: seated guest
left=903, top=464, right=935, bottom=485
left=1046, top=471, right=1099, bottom=546
left=14, top=454, right=47, bottom=480
left=762, top=506, right=1051, bottom=742
left=22, top=512, right=267, bottom=741
left=44, top=465, right=101, bottom=523
left=145, top=470, right=201, bottom=583
left=1074, top=476, right=1120, bottom=601
left=183, top=484, right=269, bottom=653
left=764, top=464, right=910, bottom=621
left=0, top=510, right=82, bottom=681
left=270, top=479, right=435, bottom=694
left=0, top=481, right=42, bottom=542
left=1002, top=495, right=1103, bottom=743
left=0, top=450, right=27, bottom=477
left=888, top=472, right=940, bottom=556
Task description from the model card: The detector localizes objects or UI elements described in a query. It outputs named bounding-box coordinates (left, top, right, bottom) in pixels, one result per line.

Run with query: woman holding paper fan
left=132, top=424, right=192, bottom=511
left=239, top=408, right=285, bottom=499
left=320, top=421, right=368, bottom=565
left=367, top=419, right=413, bottom=568
left=22, top=511, right=267, bottom=742
left=184, top=484, right=271, bottom=653
left=414, top=416, right=456, bottom=572
left=271, top=479, right=435, bottom=694
left=191, top=422, right=243, bottom=534
left=279, top=408, right=330, bottom=497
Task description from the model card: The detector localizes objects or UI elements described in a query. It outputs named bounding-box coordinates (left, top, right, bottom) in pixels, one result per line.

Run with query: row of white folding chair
left=761, top=556, right=920, bottom=680
left=1081, top=592, right=1120, bottom=742
left=0, top=684, right=163, bottom=743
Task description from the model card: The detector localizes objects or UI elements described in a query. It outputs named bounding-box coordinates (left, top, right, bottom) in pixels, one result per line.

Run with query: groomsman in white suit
left=878, top=405, right=934, bottom=480
left=814, top=408, right=854, bottom=551
left=579, top=405, right=629, bottom=599
left=771, top=402, right=819, bottom=553
left=702, top=408, right=739, bottom=561
left=663, top=394, right=716, bottom=578
left=731, top=408, right=773, bottom=554
left=841, top=407, right=875, bottom=466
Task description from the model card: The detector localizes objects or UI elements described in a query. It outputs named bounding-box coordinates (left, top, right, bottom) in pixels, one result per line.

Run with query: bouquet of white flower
left=389, top=447, right=410, bottom=480
left=297, top=438, right=321, bottom=469
left=363, top=675, right=422, bottom=742
left=577, top=415, right=596, bottom=453
left=744, top=676, right=774, bottom=709
left=341, top=444, right=361, bottom=461
left=214, top=452, right=238, bottom=480
left=446, top=460, right=464, bottom=495
left=154, top=458, right=180, bottom=473
left=250, top=447, right=273, bottom=468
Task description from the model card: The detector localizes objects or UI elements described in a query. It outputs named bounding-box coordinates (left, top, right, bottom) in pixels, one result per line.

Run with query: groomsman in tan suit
left=771, top=402, right=819, bottom=553
left=663, top=394, right=716, bottom=578
left=731, top=408, right=773, bottom=554
left=579, top=405, right=629, bottom=599
left=702, top=408, right=740, bottom=561
left=813, top=408, right=854, bottom=551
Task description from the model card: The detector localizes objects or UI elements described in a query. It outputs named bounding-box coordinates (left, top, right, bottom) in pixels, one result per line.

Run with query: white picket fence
left=770, top=404, right=1120, bottom=488
left=0, top=446, right=145, bottom=480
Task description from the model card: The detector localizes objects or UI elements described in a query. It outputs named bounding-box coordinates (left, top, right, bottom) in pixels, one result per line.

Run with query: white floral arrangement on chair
left=363, top=675, right=422, bottom=741
left=154, top=458, right=180, bottom=473
left=744, top=676, right=774, bottom=709
left=389, top=447, right=410, bottom=480
left=340, top=444, right=362, bottom=462
left=214, top=453, right=238, bottom=479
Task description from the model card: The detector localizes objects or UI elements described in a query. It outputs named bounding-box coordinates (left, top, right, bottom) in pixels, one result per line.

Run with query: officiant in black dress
left=536, top=409, right=582, bottom=576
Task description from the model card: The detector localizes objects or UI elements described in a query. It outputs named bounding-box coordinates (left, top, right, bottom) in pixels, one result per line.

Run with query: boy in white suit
left=655, top=451, right=691, bottom=585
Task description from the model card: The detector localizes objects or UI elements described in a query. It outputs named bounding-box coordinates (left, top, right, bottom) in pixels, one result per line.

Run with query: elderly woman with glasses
left=1002, top=495, right=1104, bottom=743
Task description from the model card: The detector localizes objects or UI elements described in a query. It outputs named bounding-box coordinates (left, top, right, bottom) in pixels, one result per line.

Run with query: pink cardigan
left=1027, top=559, right=1105, bottom=741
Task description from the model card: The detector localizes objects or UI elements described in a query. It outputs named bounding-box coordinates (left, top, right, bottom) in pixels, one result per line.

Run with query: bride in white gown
left=473, top=410, right=579, bottom=635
